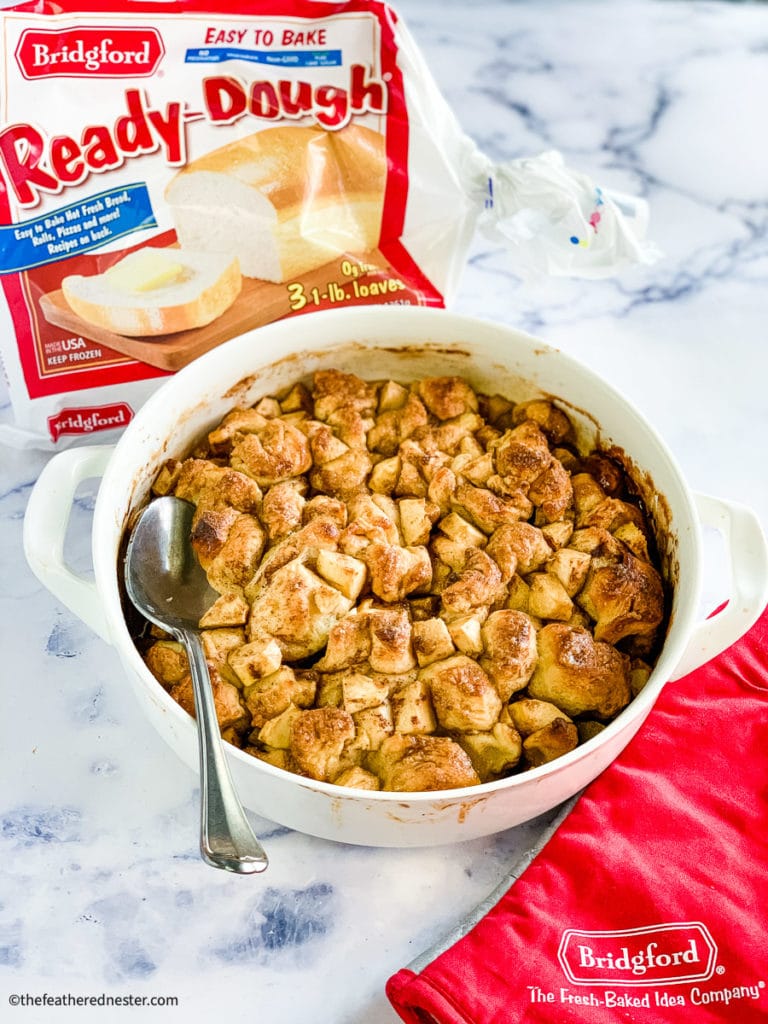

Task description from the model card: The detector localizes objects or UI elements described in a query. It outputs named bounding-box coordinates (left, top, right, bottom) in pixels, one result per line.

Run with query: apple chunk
left=315, top=549, right=368, bottom=601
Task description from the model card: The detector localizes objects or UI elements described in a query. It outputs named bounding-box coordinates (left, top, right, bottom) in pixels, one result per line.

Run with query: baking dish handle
left=23, top=444, right=114, bottom=645
left=671, top=492, right=768, bottom=680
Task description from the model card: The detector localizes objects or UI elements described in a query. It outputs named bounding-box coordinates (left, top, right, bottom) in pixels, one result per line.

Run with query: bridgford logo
left=15, top=27, right=164, bottom=79
left=558, top=923, right=718, bottom=988
left=48, top=402, right=133, bottom=442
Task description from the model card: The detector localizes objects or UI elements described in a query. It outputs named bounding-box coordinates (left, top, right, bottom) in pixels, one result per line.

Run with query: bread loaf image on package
left=61, top=248, right=242, bottom=337
left=165, top=124, right=386, bottom=283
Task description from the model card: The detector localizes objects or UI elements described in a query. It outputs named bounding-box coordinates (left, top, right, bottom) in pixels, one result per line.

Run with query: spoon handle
left=183, top=629, right=269, bottom=874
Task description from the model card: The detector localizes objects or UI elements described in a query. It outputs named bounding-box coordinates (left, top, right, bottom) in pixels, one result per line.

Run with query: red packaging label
left=48, top=400, right=133, bottom=440
left=15, top=26, right=165, bottom=80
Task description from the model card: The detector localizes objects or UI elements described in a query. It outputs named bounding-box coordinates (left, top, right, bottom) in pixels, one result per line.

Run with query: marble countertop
left=2, top=1, right=767, bottom=1022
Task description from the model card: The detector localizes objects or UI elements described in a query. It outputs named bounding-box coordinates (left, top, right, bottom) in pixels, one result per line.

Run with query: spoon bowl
left=124, top=495, right=219, bottom=630
left=125, top=496, right=269, bottom=874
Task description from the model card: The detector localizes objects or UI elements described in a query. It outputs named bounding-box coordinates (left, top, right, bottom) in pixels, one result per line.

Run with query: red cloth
left=387, top=605, right=768, bottom=1023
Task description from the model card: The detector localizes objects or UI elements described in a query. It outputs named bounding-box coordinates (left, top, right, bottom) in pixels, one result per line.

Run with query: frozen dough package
left=0, top=0, right=656, bottom=448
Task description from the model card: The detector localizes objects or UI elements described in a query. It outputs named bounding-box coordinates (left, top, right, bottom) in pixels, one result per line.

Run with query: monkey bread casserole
left=137, top=369, right=666, bottom=792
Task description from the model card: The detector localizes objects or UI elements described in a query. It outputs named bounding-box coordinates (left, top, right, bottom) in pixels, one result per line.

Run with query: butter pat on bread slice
left=105, top=249, right=186, bottom=293
left=62, top=248, right=242, bottom=337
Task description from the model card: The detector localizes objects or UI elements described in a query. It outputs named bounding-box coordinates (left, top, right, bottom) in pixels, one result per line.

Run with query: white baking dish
left=23, top=307, right=768, bottom=846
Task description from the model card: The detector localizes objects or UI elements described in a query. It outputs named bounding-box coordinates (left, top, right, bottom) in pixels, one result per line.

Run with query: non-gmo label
left=185, top=46, right=342, bottom=66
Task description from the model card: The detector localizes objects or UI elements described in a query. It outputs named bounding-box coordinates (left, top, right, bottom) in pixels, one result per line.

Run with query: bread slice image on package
left=61, top=248, right=242, bottom=336
left=49, top=124, right=385, bottom=365
left=166, top=124, right=386, bottom=283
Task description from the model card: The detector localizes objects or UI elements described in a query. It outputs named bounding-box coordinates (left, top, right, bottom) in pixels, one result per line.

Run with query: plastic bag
left=0, top=0, right=657, bottom=448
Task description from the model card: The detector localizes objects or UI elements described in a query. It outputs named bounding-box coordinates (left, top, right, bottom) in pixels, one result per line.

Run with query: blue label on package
left=185, top=47, right=341, bottom=66
left=0, top=183, right=158, bottom=276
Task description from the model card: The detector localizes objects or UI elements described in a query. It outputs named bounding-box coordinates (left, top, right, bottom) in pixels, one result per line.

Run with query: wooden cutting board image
left=39, top=249, right=400, bottom=372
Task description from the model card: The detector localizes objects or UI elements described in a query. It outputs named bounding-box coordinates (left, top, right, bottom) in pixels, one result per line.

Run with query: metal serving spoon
left=124, top=495, right=268, bottom=874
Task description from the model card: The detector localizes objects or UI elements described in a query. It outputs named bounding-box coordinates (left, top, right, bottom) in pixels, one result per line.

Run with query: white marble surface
left=2, top=1, right=767, bottom=1022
